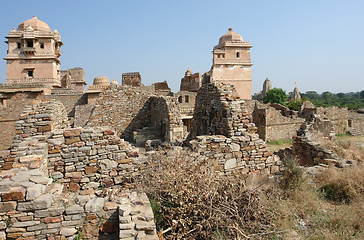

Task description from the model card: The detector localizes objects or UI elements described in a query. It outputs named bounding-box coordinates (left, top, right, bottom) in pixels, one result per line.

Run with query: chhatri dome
left=17, top=16, right=51, bottom=32
left=219, top=28, right=244, bottom=44
left=93, top=76, right=110, bottom=87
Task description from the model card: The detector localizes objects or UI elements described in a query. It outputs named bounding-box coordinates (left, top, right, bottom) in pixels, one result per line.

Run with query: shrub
left=320, top=183, right=351, bottom=203
left=286, top=99, right=304, bottom=111
left=280, top=157, right=304, bottom=190
left=263, top=88, right=287, bottom=105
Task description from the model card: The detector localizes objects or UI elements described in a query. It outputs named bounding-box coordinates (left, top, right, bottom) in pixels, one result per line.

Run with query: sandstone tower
left=4, top=16, right=63, bottom=88
left=210, top=28, right=252, bottom=100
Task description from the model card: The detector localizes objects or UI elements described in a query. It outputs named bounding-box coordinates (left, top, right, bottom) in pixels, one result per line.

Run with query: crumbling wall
left=349, top=112, right=364, bottom=135
left=47, top=127, right=142, bottom=190
left=0, top=100, right=158, bottom=240
left=0, top=91, right=44, bottom=150
left=189, top=82, right=249, bottom=138
left=86, top=86, right=152, bottom=139
left=316, top=106, right=349, bottom=134
left=188, top=83, right=282, bottom=175
left=252, top=102, right=304, bottom=141
left=41, top=91, right=87, bottom=118
left=74, top=104, right=94, bottom=127
left=292, top=116, right=337, bottom=166
left=190, top=135, right=281, bottom=174
left=130, top=96, right=185, bottom=146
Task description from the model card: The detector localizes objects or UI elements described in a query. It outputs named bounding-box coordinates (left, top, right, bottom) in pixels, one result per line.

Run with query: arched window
left=185, top=95, right=189, bottom=103
left=178, top=96, right=182, bottom=103
left=236, top=52, right=240, bottom=58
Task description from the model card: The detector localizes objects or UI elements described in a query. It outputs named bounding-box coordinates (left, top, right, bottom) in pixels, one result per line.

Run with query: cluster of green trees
left=301, top=90, right=364, bottom=110
left=262, top=88, right=364, bottom=110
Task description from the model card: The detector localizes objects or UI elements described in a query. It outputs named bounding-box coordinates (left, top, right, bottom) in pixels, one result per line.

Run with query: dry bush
left=317, top=165, right=364, bottom=203
left=137, top=147, right=281, bottom=239
left=320, top=136, right=364, bottom=163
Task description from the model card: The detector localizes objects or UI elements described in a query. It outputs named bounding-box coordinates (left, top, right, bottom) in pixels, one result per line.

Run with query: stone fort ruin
left=0, top=17, right=363, bottom=239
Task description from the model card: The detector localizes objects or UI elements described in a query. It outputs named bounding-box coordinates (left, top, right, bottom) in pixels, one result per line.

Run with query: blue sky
left=0, top=0, right=363, bottom=94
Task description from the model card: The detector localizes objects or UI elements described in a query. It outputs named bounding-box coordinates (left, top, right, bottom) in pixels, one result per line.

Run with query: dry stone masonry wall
left=0, top=101, right=158, bottom=240
left=188, top=83, right=282, bottom=174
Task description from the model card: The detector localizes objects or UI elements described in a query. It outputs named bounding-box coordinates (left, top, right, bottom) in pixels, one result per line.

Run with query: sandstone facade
left=210, top=28, right=252, bottom=100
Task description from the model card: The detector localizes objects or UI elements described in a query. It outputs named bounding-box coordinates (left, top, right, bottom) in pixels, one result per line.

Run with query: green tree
left=263, top=88, right=287, bottom=105
left=360, top=90, right=364, bottom=99
left=286, top=99, right=304, bottom=111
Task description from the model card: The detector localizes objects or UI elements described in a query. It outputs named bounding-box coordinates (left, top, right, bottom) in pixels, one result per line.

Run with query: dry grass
left=266, top=139, right=293, bottom=152
left=135, top=136, right=364, bottom=239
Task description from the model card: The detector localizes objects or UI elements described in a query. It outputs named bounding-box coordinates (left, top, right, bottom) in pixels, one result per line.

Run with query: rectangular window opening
left=27, top=41, right=33, bottom=48
left=40, top=43, right=44, bottom=49
left=17, top=42, right=21, bottom=49
left=28, top=70, right=34, bottom=77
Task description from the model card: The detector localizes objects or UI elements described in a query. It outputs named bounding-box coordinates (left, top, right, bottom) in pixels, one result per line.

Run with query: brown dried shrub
left=137, top=147, right=281, bottom=239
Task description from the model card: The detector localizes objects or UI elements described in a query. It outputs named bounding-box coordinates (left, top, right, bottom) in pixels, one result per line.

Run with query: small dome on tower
left=17, top=16, right=51, bottom=32
left=110, top=80, right=118, bottom=85
left=219, top=28, right=243, bottom=44
left=93, top=76, right=110, bottom=86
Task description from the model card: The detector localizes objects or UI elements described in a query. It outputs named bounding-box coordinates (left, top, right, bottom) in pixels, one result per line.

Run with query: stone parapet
left=190, top=135, right=281, bottom=174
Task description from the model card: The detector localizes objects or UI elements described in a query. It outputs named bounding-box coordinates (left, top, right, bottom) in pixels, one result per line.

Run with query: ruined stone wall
left=42, top=92, right=87, bottom=118
left=86, top=86, right=151, bottom=141
left=47, top=127, right=143, bottom=191
left=0, top=92, right=44, bottom=150
left=291, top=117, right=337, bottom=166
left=0, top=100, right=158, bottom=239
left=74, top=104, right=94, bottom=128
left=122, top=72, right=141, bottom=87
left=316, top=106, right=349, bottom=134
left=188, top=83, right=282, bottom=175
left=132, top=96, right=185, bottom=146
left=252, top=102, right=304, bottom=141
left=349, top=112, right=364, bottom=135
left=189, top=82, right=250, bottom=139
left=190, top=135, right=281, bottom=174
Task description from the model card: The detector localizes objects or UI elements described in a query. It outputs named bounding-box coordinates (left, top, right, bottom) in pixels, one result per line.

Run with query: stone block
left=85, top=166, right=98, bottom=175
left=65, top=205, right=83, bottom=215
left=12, top=220, right=40, bottom=228
left=135, top=222, right=156, bottom=231
left=27, top=223, right=46, bottom=231
left=69, top=182, right=80, bottom=192
left=0, top=201, right=16, bottom=212
left=104, top=201, right=118, bottom=211
left=65, top=137, right=81, bottom=145
left=63, top=129, right=81, bottom=137
left=103, top=129, right=115, bottom=135
left=119, top=230, right=137, bottom=238
left=38, top=125, right=52, bottom=132
left=29, top=176, right=52, bottom=185
left=0, top=222, right=6, bottom=230
left=85, top=198, right=104, bottom=213
left=119, top=204, right=131, bottom=216
left=44, top=216, right=63, bottom=224
left=60, top=227, right=77, bottom=236
left=17, top=194, right=52, bottom=211
left=2, top=187, right=26, bottom=201
left=35, top=206, right=64, bottom=217
left=26, top=184, right=46, bottom=200
left=224, top=158, right=237, bottom=170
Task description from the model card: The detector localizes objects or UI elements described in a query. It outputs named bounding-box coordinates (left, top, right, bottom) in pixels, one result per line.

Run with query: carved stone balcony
left=23, top=47, right=36, bottom=55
